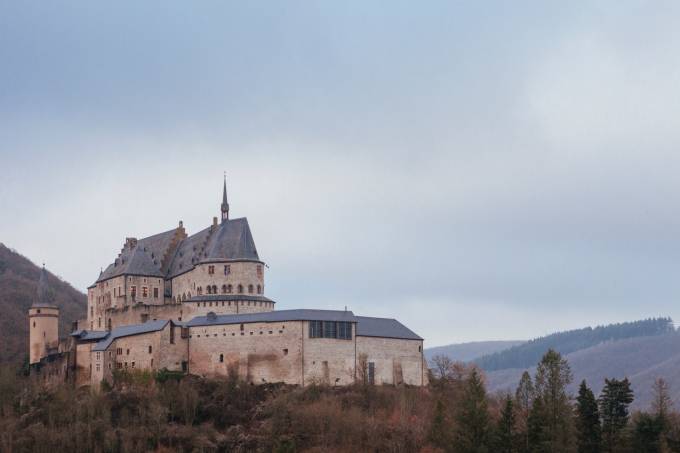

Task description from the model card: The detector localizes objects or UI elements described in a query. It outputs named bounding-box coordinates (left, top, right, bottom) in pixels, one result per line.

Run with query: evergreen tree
left=531, top=349, right=573, bottom=452
left=495, top=395, right=518, bottom=453
left=515, top=371, right=534, bottom=453
left=527, top=396, right=550, bottom=453
left=575, top=380, right=601, bottom=453
left=430, top=399, right=452, bottom=451
left=651, top=377, right=672, bottom=429
left=599, top=378, right=634, bottom=452
left=453, top=368, right=490, bottom=453
left=632, top=412, right=664, bottom=453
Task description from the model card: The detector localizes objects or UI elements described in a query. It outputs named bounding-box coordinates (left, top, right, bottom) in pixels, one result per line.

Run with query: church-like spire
left=221, top=173, right=230, bottom=222
left=33, top=264, right=54, bottom=307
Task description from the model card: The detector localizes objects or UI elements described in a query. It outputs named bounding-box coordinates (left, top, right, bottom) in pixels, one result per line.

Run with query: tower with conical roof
left=28, top=265, right=60, bottom=364
left=221, top=174, right=230, bottom=222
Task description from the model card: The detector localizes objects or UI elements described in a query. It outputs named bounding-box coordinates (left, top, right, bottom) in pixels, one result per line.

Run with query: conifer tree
left=453, top=368, right=490, bottom=453
left=599, top=378, right=634, bottom=452
left=515, top=371, right=534, bottom=453
left=529, top=349, right=573, bottom=452
left=575, top=380, right=601, bottom=453
left=495, top=395, right=518, bottom=453
left=429, top=399, right=451, bottom=450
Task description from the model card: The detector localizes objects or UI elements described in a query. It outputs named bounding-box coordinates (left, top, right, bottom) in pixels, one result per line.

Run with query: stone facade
left=29, top=180, right=426, bottom=390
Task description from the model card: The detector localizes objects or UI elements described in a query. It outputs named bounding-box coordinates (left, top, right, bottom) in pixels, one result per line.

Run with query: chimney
left=212, top=216, right=218, bottom=228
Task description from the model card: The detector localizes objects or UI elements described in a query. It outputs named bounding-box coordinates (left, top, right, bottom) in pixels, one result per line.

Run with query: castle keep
left=29, top=179, right=425, bottom=388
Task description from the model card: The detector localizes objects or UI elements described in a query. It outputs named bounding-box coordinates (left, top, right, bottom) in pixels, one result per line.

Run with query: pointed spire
left=33, top=264, right=54, bottom=307
left=221, top=172, right=230, bottom=222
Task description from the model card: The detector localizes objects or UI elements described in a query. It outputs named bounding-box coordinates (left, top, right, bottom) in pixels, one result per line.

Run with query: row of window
left=206, top=264, right=264, bottom=278
left=193, top=328, right=285, bottom=338
left=309, top=321, right=353, bottom=340
left=129, top=286, right=159, bottom=299
left=196, top=283, right=262, bottom=296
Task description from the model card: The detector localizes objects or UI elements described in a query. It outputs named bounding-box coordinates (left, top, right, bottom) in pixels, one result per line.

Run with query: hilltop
left=0, top=243, right=86, bottom=363
left=425, top=340, right=524, bottom=363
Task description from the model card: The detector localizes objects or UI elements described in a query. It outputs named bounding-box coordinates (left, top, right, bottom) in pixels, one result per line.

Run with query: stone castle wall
left=171, top=261, right=265, bottom=302
left=356, top=336, right=424, bottom=386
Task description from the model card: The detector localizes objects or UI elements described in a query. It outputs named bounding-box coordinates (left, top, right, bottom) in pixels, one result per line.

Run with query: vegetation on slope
left=475, top=317, right=675, bottom=372
left=0, top=243, right=87, bottom=363
left=3, top=350, right=680, bottom=452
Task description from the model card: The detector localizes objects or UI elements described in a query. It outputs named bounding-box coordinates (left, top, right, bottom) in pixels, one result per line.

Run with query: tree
left=575, top=380, right=600, bottom=453
left=430, top=399, right=452, bottom=451
left=632, top=412, right=664, bottom=453
left=454, top=368, right=490, bottom=453
left=515, top=371, right=534, bottom=452
left=495, top=395, right=518, bottom=453
left=599, top=378, right=634, bottom=452
left=651, top=377, right=672, bottom=428
left=530, top=349, right=573, bottom=452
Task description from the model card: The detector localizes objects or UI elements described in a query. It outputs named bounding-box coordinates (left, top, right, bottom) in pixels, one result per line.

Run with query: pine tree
left=453, top=368, right=490, bottom=453
left=599, top=378, right=634, bottom=452
left=495, top=395, right=518, bottom=453
left=530, top=349, right=573, bottom=452
left=632, top=412, right=664, bottom=453
left=575, top=380, right=601, bottom=453
left=515, top=371, right=534, bottom=453
left=429, top=399, right=451, bottom=450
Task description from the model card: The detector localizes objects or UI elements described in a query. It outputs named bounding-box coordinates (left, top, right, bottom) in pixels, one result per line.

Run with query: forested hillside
left=0, top=244, right=87, bottom=363
left=425, top=340, right=524, bottom=363
left=475, top=317, right=675, bottom=372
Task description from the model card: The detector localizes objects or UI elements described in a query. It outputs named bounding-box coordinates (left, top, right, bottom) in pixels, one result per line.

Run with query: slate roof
left=96, top=217, right=261, bottom=284
left=355, top=316, right=423, bottom=340
left=71, top=330, right=110, bottom=341
left=187, top=309, right=357, bottom=327
left=92, top=319, right=170, bottom=352
left=33, top=266, right=56, bottom=308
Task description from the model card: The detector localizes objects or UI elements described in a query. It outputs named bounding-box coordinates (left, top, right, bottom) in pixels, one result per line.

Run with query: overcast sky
left=2, top=1, right=680, bottom=346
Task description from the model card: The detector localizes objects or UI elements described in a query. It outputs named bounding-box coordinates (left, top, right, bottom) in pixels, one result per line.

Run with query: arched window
left=188, top=292, right=191, bottom=298
left=198, top=287, right=203, bottom=295
left=182, top=293, right=186, bottom=301
left=219, top=354, right=224, bottom=363
left=237, top=284, right=243, bottom=294
left=207, top=286, right=212, bottom=295
left=212, top=285, right=217, bottom=294
left=248, top=284, right=254, bottom=294
left=222, top=285, right=227, bottom=294
left=227, top=284, right=232, bottom=294
left=257, top=285, right=262, bottom=294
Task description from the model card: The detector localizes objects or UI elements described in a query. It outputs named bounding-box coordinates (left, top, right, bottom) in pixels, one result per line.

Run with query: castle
left=29, top=178, right=425, bottom=388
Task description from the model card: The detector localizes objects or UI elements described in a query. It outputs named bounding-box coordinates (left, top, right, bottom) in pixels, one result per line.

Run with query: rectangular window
left=148, top=345, right=152, bottom=354
left=131, top=362, right=135, bottom=368
left=96, top=363, right=100, bottom=372
left=181, top=327, right=189, bottom=339
left=309, top=321, right=352, bottom=340
left=224, top=265, right=230, bottom=275
left=368, top=362, right=375, bottom=385
left=323, top=321, right=336, bottom=338
left=170, top=325, right=175, bottom=344
left=130, top=286, right=137, bottom=297
left=153, top=287, right=159, bottom=298
left=208, top=265, right=215, bottom=275
left=142, top=286, right=148, bottom=297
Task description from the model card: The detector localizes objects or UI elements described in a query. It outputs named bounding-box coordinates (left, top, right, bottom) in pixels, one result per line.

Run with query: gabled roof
left=187, top=309, right=356, bottom=327
left=97, top=229, right=176, bottom=282
left=96, top=217, right=261, bottom=284
left=355, top=316, right=423, bottom=340
left=71, top=330, right=109, bottom=341
left=92, top=319, right=170, bottom=351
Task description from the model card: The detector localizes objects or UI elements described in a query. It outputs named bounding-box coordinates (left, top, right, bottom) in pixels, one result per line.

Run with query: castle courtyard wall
left=355, top=336, right=424, bottom=386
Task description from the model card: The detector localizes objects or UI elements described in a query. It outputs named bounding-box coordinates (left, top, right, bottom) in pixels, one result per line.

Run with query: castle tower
left=221, top=174, right=230, bottom=222
left=28, top=265, right=59, bottom=364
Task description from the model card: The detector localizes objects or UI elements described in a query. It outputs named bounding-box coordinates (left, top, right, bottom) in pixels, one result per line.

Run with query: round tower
left=28, top=265, right=59, bottom=365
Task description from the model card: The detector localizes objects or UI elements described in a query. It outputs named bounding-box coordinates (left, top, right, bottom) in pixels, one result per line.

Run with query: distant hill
left=0, top=243, right=87, bottom=363
left=475, top=318, right=675, bottom=372
left=425, top=340, right=524, bottom=363
left=486, top=332, right=680, bottom=410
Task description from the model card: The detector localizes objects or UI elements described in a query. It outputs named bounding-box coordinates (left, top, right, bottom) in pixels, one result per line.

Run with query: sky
left=2, top=1, right=680, bottom=347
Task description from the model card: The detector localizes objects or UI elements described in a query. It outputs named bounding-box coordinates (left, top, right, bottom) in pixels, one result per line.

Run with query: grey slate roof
left=92, top=319, right=170, bottom=352
left=96, top=217, right=261, bottom=284
left=355, top=316, right=423, bottom=340
left=187, top=309, right=356, bottom=327
left=71, top=330, right=110, bottom=341
left=33, top=266, right=56, bottom=308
